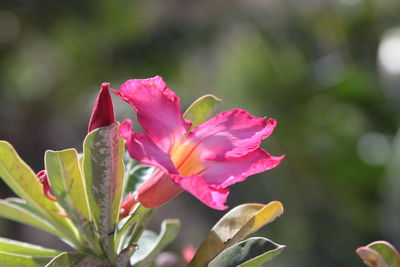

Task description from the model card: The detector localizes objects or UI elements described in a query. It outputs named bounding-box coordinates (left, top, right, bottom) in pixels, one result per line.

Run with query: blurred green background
left=1, top=0, right=400, bottom=266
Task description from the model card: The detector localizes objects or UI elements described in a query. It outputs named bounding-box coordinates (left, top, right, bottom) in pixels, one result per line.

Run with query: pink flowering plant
left=0, top=76, right=286, bottom=266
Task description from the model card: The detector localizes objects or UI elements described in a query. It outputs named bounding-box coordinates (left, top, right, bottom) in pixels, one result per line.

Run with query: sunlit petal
left=202, top=149, right=284, bottom=188
left=115, top=76, right=191, bottom=153
left=120, top=119, right=178, bottom=174
left=188, top=109, right=277, bottom=160
left=171, top=174, right=229, bottom=210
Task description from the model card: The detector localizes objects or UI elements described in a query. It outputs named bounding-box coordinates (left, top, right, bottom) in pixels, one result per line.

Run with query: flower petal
left=136, top=170, right=183, bottom=209
left=188, top=109, right=277, bottom=160
left=119, top=119, right=178, bottom=174
left=201, top=149, right=284, bottom=188
left=119, top=192, right=136, bottom=218
left=171, top=174, right=229, bottom=210
left=88, top=83, right=115, bottom=132
left=115, top=76, right=191, bottom=152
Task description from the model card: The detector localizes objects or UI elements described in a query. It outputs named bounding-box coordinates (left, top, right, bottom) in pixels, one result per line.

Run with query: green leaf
left=183, top=94, right=221, bottom=130
left=3, top=198, right=84, bottom=250
left=121, top=208, right=155, bottom=263
left=229, top=201, right=284, bottom=246
left=189, top=201, right=284, bottom=266
left=132, top=219, right=181, bottom=266
left=368, top=242, right=400, bottom=267
left=115, top=205, right=149, bottom=253
left=129, top=230, right=157, bottom=266
left=0, top=141, right=46, bottom=207
left=45, top=252, right=110, bottom=267
left=83, top=122, right=125, bottom=260
left=45, top=149, right=102, bottom=254
left=0, top=251, right=53, bottom=267
left=0, top=237, right=61, bottom=257
left=123, top=164, right=155, bottom=198
left=356, top=241, right=400, bottom=267
left=208, top=237, right=285, bottom=267
left=45, top=149, right=91, bottom=223
left=0, top=198, right=60, bottom=237
left=356, top=247, right=386, bottom=267
left=0, top=141, right=82, bottom=248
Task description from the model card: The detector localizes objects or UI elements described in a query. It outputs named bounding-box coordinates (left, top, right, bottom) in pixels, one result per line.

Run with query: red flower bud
left=88, top=82, right=115, bottom=132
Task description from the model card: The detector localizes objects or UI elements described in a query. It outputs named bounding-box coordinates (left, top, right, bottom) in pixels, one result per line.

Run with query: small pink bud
left=36, top=170, right=57, bottom=201
left=88, top=82, right=115, bottom=132
left=182, top=245, right=196, bottom=264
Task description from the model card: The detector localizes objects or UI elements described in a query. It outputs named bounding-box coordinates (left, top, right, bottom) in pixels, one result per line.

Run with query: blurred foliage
left=0, top=0, right=400, bottom=266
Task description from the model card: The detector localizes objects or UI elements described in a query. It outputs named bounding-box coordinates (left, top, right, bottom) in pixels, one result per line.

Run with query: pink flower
left=88, top=82, right=115, bottom=132
left=115, top=76, right=284, bottom=210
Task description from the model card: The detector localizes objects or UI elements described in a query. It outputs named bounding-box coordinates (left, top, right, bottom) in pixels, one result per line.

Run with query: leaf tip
left=204, top=94, right=222, bottom=103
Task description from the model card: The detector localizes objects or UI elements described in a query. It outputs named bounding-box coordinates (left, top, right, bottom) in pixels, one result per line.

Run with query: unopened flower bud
left=88, top=82, right=115, bottom=132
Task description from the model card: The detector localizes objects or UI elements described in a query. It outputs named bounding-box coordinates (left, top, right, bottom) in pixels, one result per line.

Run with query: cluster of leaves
left=0, top=95, right=285, bottom=266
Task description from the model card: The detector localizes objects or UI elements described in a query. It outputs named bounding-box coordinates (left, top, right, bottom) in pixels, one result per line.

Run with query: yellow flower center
left=170, top=140, right=205, bottom=176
